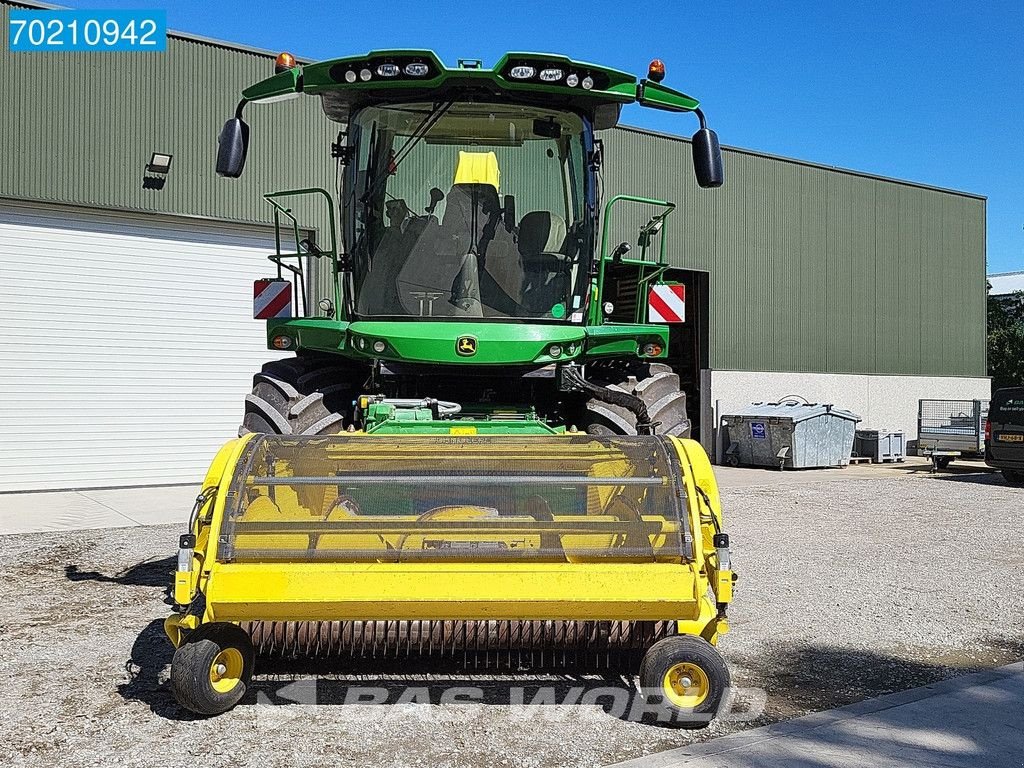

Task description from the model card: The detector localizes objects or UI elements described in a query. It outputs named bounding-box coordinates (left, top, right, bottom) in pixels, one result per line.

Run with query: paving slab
left=0, top=484, right=198, bottom=533
left=78, top=484, right=200, bottom=526
left=608, top=663, right=1024, bottom=768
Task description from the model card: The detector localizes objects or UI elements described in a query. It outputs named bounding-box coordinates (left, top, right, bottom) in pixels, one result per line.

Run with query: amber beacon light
left=275, top=52, right=297, bottom=73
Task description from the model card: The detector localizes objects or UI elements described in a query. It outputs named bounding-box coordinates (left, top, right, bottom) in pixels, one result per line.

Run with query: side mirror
left=691, top=127, right=724, bottom=188
left=216, top=118, right=249, bottom=178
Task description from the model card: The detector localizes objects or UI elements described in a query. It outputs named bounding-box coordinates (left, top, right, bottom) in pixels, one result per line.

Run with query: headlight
left=359, top=68, right=372, bottom=81
left=565, top=73, right=579, bottom=87
left=344, top=70, right=357, bottom=83
left=539, top=68, right=564, bottom=82
left=548, top=344, right=563, bottom=358
left=376, top=63, right=400, bottom=77
left=509, top=65, right=536, bottom=79
left=372, top=340, right=387, bottom=354
left=642, top=342, right=664, bottom=357
left=404, top=62, right=429, bottom=77
left=581, top=75, right=594, bottom=90
left=271, top=335, right=293, bottom=350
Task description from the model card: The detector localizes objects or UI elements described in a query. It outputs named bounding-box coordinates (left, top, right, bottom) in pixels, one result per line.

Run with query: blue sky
left=63, top=0, right=1024, bottom=273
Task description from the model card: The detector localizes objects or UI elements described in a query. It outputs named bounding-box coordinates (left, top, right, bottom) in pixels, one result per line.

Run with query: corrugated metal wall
left=0, top=1, right=337, bottom=257
left=600, top=126, right=987, bottom=377
left=1, top=0, right=986, bottom=378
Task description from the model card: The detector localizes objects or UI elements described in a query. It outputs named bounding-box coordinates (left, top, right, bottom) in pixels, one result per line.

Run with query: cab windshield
left=346, top=101, right=591, bottom=320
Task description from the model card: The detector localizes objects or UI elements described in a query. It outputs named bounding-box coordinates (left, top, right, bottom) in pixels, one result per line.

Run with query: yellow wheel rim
left=209, top=648, right=244, bottom=694
left=662, top=662, right=710, bottom=708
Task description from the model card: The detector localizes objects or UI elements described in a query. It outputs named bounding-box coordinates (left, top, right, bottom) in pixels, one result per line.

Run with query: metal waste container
left=721, top=402, right=861, bottom=469
left=854, top=430, right=906, bottom=463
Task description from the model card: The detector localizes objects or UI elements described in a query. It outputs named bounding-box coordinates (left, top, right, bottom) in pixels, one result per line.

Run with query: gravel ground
left=1, top=469, right=1021, bottom=767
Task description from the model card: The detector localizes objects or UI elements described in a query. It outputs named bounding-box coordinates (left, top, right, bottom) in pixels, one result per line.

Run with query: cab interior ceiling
left=318, top=90, right=623, bottom=129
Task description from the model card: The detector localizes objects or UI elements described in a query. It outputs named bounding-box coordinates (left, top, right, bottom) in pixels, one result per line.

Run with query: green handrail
left=591, top=194, right=676, bottom=325
left=263, top=188, right=340, bottom=318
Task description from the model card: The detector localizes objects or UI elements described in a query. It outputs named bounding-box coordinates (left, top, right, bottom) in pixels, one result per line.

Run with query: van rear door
left=987, top=387, right=1024, bottom=467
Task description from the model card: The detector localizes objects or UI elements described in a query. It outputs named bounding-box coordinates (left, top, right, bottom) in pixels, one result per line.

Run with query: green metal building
left=0, top=0, right=989, bottom=491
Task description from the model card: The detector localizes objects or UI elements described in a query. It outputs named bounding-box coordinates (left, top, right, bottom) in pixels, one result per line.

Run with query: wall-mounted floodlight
left=147, top=152, right=173, bottom=174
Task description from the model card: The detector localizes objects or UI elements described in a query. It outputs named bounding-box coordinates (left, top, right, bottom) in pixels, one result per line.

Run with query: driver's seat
left=517, top=211, right=570, bottom=315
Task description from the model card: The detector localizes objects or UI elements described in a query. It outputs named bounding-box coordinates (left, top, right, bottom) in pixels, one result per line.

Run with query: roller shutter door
left=0, top=201, right=289, bottom=491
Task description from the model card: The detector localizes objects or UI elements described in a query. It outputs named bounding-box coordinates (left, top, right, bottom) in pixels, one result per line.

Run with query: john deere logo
left=456, top=336, right=477, bottom=356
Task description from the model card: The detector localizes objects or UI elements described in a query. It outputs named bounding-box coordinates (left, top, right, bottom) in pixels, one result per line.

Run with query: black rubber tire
left=170, top=623, right=255, bottom=716
left=1003, top=469, right=1024, bottom=486
left=934, top=456, right=953, bottom=470
left=582, top=362, right=690, bottom=437
left=240, top=355, right=354, bottom=436
left=638, top=635, right=730, bottom=728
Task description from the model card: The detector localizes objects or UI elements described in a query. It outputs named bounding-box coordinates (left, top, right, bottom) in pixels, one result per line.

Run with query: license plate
left=997, top=433, right=1024, bottom=442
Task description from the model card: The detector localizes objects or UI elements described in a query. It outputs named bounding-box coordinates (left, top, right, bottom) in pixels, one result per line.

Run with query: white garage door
left=0, top=201, right=291, bottom=492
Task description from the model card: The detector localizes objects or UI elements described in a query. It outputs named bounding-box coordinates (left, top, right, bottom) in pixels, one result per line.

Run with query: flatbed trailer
left=917, top=399, right=988, bottom=470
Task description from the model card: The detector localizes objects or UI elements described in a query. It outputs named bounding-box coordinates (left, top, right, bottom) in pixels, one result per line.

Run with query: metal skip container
left=721, top=402, right=861, bottom=469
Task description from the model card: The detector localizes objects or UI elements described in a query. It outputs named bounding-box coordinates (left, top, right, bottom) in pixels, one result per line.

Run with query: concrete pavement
left=610, top=662, right=1024, bottom=768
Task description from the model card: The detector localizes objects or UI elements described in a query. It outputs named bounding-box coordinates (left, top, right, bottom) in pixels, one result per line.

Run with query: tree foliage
left=988, top=292, right=1024, bottom=390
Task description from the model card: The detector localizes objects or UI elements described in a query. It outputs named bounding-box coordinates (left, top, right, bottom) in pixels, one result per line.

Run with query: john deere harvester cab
left=164, top=51, right=736, bottom=725
left=217, top=51, right=722, bottom=439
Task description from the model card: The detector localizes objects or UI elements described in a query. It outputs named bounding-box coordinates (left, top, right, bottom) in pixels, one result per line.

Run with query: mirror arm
left=234, top=98, right=248, bottom=120
left=693, top=107, right=708, bottom=131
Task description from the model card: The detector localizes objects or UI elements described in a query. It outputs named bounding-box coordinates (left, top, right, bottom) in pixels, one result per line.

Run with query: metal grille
left=918, top=399, right=989, bottom=437
left=218, top=434, right=689, bottom=563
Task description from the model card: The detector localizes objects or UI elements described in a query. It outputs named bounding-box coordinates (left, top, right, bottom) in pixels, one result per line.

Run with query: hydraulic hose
left=561, top=366, right=655, bottom=435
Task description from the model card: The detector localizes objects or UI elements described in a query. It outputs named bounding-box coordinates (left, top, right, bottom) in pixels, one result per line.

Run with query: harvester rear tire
left=638, top=635, right=730, bottom=728
left=583, top=362, right=690, bottom=437
left=170, top=623, right=255, bottom=716
left=240, top=355, right=350, bottom=436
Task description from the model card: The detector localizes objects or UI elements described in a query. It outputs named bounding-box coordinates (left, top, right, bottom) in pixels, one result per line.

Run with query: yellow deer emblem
left=456, top=336, right=477, bottom=356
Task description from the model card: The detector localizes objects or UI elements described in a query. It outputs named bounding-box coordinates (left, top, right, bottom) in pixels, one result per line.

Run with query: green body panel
left=242, top=68, right=301, bottom=100
left=267, top=317, right=348, bottom=352
left=269, top=318, right=668, bottom=365
left=584, top=324, right=669, bottom=358
left=636, top=80, right=701, bottom=112
left=348, top=321, right=582, bottom=366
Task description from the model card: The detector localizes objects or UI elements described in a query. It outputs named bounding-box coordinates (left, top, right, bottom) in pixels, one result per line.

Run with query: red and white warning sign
left=648, top=283, right=686, bottom=323
left=253, top=279, right=292, bottom=319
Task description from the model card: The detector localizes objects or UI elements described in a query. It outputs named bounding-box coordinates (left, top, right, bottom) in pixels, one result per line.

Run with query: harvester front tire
left=170, top=623, right=255, bottom=716
left=638, top=635, right=730, bottom=728
left=240, top=356, right=348, bottom=436
left=582, top=363, right=690, bottom=437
